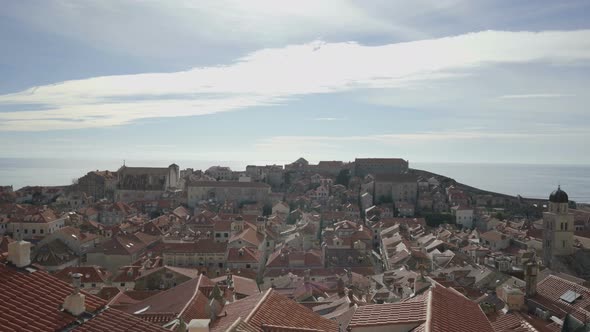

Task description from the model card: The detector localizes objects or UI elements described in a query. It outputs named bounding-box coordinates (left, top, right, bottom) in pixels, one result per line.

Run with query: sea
left=0, top=158, right=589, bottom=203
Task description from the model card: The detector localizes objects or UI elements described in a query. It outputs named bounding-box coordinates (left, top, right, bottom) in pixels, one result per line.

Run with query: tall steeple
left=543, top=186, right=574, bottom=268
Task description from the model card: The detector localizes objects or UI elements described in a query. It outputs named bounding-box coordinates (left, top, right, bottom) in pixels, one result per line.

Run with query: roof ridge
left=178, top=274, right=203, bottom=319
left=425, top=287, right=433, bottom=332
left=244, top=288, right=273, bottom=323
left=545, top=274, right=582, bottom=288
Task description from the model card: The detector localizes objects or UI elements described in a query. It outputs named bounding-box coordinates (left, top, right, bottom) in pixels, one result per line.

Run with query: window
left=24, top=229, right=28, bottom=234
left=120, top=283, right=125, bottom=287
left=565, top=223, right=568, bottom=231
left=224, top=233, right=228, bottom=238
left=561, top=223, right=564, bottom=230
left=91, top=283, right=96, bottom=287
left=246, top=264, right=251, bottom=269
left=80, top=284, right=85, bottom=288
left=32, top=229, right=36, bottom=234
left=215, top=233, right=221, bottom=238
left=40, top=229, right=44, bottom=234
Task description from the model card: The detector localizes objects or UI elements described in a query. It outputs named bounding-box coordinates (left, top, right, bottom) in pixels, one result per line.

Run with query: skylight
left=560, top=290, right=581, bottom=304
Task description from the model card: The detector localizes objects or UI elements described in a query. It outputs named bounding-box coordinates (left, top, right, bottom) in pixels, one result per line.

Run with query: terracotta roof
left=160, top=239, right=227, bottom=254
left=33, top=239, right=77, bottom=267
left=227, top=247, right=262, bottom=263
left=113, top=265, right=143, bottom=283
left=481, top=230, right=507, bottom=242
left=211, top=289, right=338, bottom=332
left=530, top=275, right=590, bottom=323
left=54, top=266, right=109, bottom=284
left=211, top=275, right=260, bottom=297
left=0, top=263, right=105, bottom=331
left=137, top=265, right=201, bottom=280
left=189, top=181, right=270, bottom=188
left=214, top=219, right=233, bottom=232
left=349, top=281, right=493, bottom=332
left=229, top=227, right=264, bottom=247
left=350, top=301, right=426, bottom=328
left=429, top=283, right=494, bottom=332
left=122, top=274, right=214, bottom=325
left=71, top=307, right=169, bottom=332
left=55, top=226, right=98, bottom=243
left=89, top=232, right=158, bottom=256
left=490, top=312, right=540, bottom=332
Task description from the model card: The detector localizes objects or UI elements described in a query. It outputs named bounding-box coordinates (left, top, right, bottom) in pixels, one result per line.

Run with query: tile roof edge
left=226, top=316, right=245, bottom=332
left=425, top=287, right=433, bottom=332
left=178, top=274, right=203, bottom=319
left=107, top=290, right=125, bottom=306
left=244, top=288, right=273, bottom=323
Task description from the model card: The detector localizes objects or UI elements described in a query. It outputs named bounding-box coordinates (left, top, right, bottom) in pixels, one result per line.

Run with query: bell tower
left=542, top=186, right=574, bottom=268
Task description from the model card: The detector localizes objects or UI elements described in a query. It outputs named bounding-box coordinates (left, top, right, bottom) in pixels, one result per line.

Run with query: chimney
left=8, top=240, right=31, bottom=268
left=525, top=261, right=538, bottom=297
left=63, top=273, right=86, bottom=316
left=337, top=277, right=345, bottom=297
left=187, top=319, right=211, bottom=332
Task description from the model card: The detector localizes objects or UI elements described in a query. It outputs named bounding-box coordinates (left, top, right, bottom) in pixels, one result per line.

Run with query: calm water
left=414, top=162, right=590, bottom=203
left=0, top=159, right=588, bottom=203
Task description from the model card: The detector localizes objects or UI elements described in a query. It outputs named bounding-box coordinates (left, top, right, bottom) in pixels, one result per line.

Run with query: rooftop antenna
left=123, top=159, right=126, bottom=166
left=17, top=220, right=23, bottom=241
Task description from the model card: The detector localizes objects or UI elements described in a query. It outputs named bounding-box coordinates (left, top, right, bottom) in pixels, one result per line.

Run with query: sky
left=2, top=0, right=590, bottom=168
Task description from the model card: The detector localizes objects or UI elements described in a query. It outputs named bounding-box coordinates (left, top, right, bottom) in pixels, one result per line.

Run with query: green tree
left=262, top=203, right=273, bottom=216
left=335, top=169, right=351, bottom=187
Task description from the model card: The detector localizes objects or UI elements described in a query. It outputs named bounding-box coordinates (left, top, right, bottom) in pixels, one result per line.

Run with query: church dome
left=549, top=186, right=568, bottom=203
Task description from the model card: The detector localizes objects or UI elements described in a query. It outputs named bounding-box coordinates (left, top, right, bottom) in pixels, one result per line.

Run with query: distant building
left=115, top=164, right=179, bottom=202
left=451, top=205, right=474, bottom=228
left=187, top=181, right=270, bottom=208
left=374, top=173, right=418, bottom=205
left=354, top=158, right=409, bottom=177
left=543, top=186, right=574, bottom=268
left=316, top=160, right=344, bottom=175
left=77, top=170, right=117, bottom=200
left=205, top=166, right=233, bottom=180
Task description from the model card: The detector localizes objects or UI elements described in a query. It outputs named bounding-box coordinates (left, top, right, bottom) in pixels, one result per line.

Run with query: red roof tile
left=530, top=275, right=590, bottom=323
left=54, top=266, right=109, bottom=284
left=71, top=308, right=169, bottom=332
left=349, top=301, right=426, bottom=328
left=211, top=289, right=338, bottom=332
left=0, top=262, right=104, bottom=331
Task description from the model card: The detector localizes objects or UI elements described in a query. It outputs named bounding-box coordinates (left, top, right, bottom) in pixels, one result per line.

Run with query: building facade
left=187, top=181, right=271, bottom=208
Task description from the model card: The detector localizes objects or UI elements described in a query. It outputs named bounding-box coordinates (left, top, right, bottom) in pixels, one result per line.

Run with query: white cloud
left=1, top=29, right=590, bottom=131
left=498, top=93, right=576, bottom=99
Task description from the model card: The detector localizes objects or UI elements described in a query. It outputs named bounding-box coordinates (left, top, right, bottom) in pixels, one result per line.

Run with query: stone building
left=543, top=186, right=574, bottom=268
left=187, top=181, right=270, bottom=208
left=76, top=170, right=117, bottom=200
left=354, top=158, right=409, bottom=177
left=115, top=164, right=179, bottom=202
left=374, top=173, right=418, bottom=205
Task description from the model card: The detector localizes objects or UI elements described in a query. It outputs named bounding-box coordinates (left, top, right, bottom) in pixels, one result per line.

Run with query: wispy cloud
left=1, top=29, right=590, bottom=131
left=498, top=93, right=576, bottom=99
left=312, top=117, right=347, bottom=121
